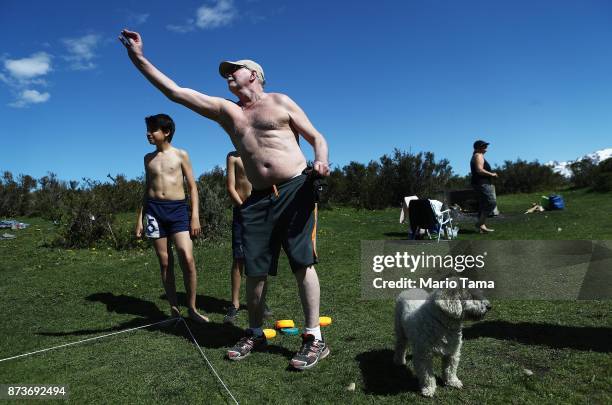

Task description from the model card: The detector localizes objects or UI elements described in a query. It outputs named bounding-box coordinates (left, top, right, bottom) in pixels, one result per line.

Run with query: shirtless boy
left=223, top=151, right=272, bottom=324
left=121, top=30, right=330, bottom=370
left=135, top=114, right=209, bottom=323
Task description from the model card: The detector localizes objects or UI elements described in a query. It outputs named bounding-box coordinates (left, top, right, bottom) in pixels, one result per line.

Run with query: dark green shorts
left=240, top=173, right=318, bottom=277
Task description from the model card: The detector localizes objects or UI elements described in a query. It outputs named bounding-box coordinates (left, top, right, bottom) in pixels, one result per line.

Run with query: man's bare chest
left=235, top=104, right=291, bottom=135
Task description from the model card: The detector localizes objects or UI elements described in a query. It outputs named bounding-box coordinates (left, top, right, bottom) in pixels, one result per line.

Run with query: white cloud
left=135, top=13, right=150, bottom=25
left=4, top=52, right=52, bottom=80
left=167, top=20, right=196, bottom=33
left=62, top=34, right=101, bottom=70
left=129, top=12, right=150, bottom=25
left=2, top=52, right=53, bottom=106
left=21, top=89, right=50, bottom=103
left=167, top=0, right=236, bottom=33
left=196, top=0, right=236, bottom=28
left=9, top=89, right=50, bottom=108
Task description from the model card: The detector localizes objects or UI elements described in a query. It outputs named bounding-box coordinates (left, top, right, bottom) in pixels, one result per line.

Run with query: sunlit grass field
left=0, top=188, right=610, bottom=403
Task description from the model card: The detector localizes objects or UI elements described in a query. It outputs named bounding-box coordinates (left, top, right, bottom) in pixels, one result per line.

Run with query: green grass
left=0, top=188, right=611, bottom=404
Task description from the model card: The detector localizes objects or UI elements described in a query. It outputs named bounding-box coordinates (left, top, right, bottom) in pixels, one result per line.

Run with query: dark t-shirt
left=470, top=154, right=492, bottom=185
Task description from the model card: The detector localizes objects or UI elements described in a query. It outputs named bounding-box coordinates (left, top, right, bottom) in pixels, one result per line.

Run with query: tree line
left=2, top=148, right=609, bottom=248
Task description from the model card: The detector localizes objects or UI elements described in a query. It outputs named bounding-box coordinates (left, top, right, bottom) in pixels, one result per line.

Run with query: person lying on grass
left=135, top=113, right=209, bottom=323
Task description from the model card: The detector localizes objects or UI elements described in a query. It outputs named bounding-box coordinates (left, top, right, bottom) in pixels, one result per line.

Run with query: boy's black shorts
left=231, top=206, right=245, bottom=260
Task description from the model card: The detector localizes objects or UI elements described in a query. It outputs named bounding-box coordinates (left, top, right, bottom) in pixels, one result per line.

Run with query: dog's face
left=434, top=281, right=491, bottom=320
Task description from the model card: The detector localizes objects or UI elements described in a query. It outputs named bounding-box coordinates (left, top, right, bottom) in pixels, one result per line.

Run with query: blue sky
left=1, top=0, right=611, bottom=182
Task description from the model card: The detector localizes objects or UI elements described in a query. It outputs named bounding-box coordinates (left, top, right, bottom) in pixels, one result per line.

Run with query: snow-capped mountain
left=546, top=148, right=612, bottom=178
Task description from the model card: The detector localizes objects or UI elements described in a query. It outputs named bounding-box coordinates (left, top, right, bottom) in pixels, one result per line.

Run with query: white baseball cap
left=219, top=59, right=266, bottom=85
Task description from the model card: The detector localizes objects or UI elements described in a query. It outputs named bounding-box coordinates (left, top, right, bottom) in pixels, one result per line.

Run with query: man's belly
left=242, top=147, right=307, bottom=189
left=246, top=158, right=307, bottom=189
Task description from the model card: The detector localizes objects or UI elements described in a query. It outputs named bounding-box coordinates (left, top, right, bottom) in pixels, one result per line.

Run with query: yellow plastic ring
left=263, top=328, right=277, bottom=339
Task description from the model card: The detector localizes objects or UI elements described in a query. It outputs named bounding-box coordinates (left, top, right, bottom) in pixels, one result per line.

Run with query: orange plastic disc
left=319, top=316, right=332, bottom=326
left=275, top=319, right=295, bottom=329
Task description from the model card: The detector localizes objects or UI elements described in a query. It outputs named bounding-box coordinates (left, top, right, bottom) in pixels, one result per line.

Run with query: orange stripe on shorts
left=311, top=203, right=318, bottom=258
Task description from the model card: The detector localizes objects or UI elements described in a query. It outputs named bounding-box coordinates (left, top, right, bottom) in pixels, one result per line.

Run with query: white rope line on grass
left=0, top=317, right=178, bottom=363
left=0, top=316, right=239, bottom=404
left=179, top=318, right=239, bottom=405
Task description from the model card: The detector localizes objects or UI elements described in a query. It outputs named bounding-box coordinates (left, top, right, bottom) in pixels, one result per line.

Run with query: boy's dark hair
left=145, top=114, right=175, bottom=142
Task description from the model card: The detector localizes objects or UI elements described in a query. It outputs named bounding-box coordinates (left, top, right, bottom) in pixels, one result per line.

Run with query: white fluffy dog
left=393, top=280, right=491, bottom=397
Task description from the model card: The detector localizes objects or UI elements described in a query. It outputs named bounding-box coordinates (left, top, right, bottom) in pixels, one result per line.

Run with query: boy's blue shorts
left=144, top=199, right=190, bottom=238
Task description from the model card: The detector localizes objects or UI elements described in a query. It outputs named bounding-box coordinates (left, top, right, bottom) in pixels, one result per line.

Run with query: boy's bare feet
left=170, top=306, right=181, bottom=318
left=188, top=308, right=209, bottom=323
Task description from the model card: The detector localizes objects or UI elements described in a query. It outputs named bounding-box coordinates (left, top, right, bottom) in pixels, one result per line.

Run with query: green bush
left=106, top=215, right=144, bottom=250
left=0, top=172, right=37, bottom=217
left=103, top=174, right=144, bottom=213
left=326, top=149, right=454, bottom=209
left=569, top=157, right=612, bottom=192
left=52, top=186, right=144, bottom=250
left=592, top=158, right=612, bottom=192
left=494, top=159, right=567, bottom=194
left=570, top=158, right=598, bottom=189
left=31, top=173, right=69, bottom=221
left=53, top=189, right=115, bottom=248
left=46, top=175, right=141, bottom=249
left=326, top=161, right=379, bottom=209
left=445, top=174, right=471, bottom=190
left=196, top=166, right=230, bottom=241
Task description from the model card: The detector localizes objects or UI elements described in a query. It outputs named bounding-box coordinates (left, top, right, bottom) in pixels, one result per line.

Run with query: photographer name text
left=372, top=277, right=495, bottom=289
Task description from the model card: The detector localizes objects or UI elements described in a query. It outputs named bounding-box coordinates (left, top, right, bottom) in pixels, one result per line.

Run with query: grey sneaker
left=223, top=306, right=239, bottom=324
left=290, top=334, right=330, bottom=370
left=227, top=330, right=267, bottom=361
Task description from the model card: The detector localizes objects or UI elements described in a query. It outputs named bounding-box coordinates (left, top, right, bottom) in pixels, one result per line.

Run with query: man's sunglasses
left=223, top=65, right=249, bottom=78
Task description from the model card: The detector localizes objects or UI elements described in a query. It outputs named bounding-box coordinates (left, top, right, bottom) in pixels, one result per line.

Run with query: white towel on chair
left=399, top=195, right=419, bottom=224
left=429, top=199, right=444, bottom=219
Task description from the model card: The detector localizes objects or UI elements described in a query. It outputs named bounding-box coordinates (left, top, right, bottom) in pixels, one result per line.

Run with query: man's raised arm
left=119, top=29, right=227, bottom=121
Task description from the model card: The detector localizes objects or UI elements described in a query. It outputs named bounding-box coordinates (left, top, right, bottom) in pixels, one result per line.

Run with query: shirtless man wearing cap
left=120, top=29, right=330, bottom=370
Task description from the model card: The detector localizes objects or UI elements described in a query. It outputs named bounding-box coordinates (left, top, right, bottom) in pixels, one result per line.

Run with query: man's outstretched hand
left=119, top=29, right=143, bottom=56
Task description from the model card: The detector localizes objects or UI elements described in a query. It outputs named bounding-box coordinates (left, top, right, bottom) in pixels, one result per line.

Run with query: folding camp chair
left=408, top=199, right=454, bottom=242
